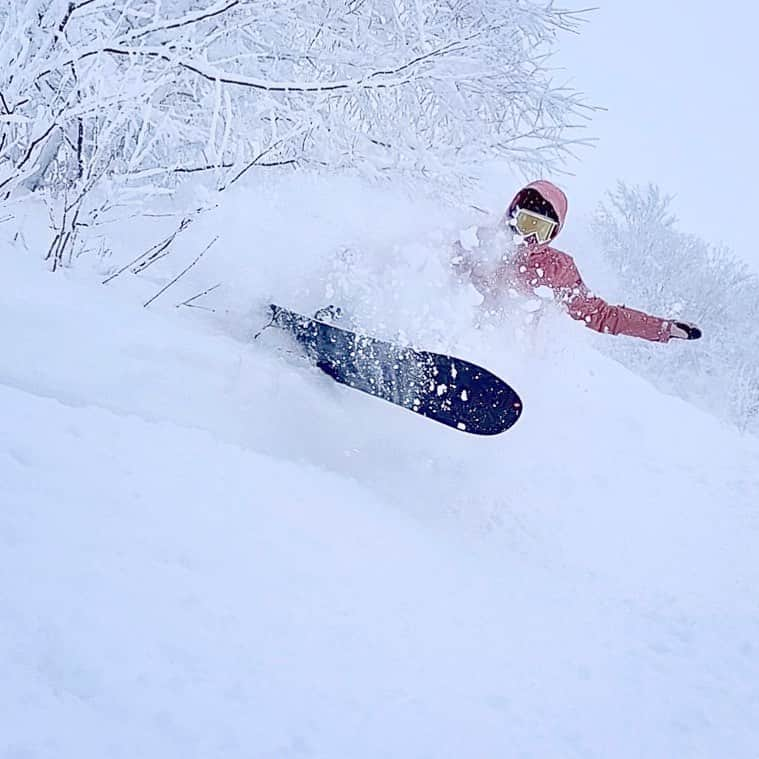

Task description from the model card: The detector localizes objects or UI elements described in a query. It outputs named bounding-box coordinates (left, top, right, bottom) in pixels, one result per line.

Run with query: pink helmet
left=505, top=180, right=568, bottom=241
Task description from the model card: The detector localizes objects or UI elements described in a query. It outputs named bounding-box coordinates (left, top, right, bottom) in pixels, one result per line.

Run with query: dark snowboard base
left=266, top=304, right=523, bottom=436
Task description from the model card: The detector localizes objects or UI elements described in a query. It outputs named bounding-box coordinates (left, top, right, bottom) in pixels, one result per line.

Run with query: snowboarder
left=451, top=180, right=702, bottom=342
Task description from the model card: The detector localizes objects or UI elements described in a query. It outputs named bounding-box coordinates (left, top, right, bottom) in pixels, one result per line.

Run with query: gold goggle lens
left=513, top=209, right=557, bottom=243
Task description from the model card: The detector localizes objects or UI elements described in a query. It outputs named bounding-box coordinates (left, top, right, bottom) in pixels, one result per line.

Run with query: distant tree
left=592, top=183, right=759, bottom=433
left=0, top=0, right=593, bottom=268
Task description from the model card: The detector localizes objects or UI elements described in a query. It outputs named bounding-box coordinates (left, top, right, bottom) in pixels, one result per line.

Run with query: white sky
left=553, top=1, right=758, bottom=267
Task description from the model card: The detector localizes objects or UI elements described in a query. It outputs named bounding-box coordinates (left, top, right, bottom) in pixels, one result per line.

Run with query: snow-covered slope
left=3, top=179, right=759, bottom=758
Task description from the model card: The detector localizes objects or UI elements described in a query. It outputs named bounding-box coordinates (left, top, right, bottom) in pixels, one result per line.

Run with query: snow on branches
left=592, top=183, right=759, bottom=433
left=0, top=0, right=591, bottom=266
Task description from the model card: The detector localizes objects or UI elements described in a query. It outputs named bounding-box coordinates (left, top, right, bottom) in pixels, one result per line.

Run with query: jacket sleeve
left=524, top=248, right=673, bottom=343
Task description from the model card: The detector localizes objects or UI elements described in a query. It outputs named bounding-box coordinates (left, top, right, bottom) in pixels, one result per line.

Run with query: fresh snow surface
left=2, top=176, right=759, bottom=758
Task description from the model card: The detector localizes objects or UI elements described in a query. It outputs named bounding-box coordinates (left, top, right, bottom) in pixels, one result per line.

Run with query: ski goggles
left=511, top=208, right=557, bottom=244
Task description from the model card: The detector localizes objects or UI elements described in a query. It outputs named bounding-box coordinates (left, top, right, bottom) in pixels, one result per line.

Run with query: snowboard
left=266, top=304, right=523, bottom=436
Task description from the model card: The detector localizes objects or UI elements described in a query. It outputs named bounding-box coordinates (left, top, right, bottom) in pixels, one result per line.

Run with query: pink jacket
left=465, top=180, right=673, bottom=343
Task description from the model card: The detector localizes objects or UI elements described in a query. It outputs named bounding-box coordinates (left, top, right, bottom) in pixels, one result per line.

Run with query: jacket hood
left=505, top=180, right=568, bottom=240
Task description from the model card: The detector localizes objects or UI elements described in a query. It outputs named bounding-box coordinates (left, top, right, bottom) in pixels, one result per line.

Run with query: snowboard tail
left=268, top=304, right=523, bottom=435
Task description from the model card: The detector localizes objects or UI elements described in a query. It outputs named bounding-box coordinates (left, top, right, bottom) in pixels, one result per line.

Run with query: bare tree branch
left=144, top=235, right=218, bottom=308
left=176, top=281, right=222, bottom=310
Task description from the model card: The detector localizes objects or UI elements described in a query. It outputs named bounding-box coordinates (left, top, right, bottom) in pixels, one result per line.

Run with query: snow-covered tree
left=0, top=0, right=592, bottom=267
left=592, top=183, right=759, bottom=433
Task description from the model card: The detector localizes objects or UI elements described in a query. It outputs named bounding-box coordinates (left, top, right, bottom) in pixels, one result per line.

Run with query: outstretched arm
left=523, top=248, right=700, bottom=343
left=565, top=288, right=674, bottom=342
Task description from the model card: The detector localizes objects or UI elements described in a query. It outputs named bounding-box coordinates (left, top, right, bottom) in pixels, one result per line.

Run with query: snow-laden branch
left=593, top=183, right=759, bottom=434
left=127, top=0, right=242, bottom=40
left=0, top=0, right=595, bottom=268
left=41, top=35, right=464, bottom=94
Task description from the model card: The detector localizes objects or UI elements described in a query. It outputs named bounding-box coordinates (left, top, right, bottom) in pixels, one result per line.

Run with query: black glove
left=670, top=321, right=702, bottom=340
